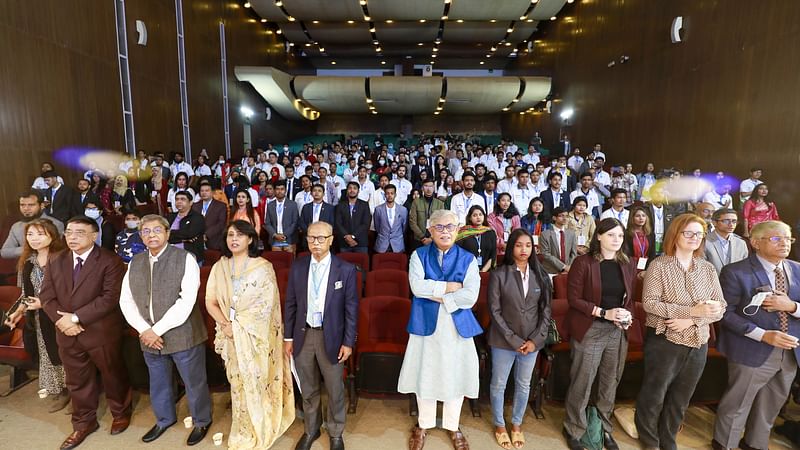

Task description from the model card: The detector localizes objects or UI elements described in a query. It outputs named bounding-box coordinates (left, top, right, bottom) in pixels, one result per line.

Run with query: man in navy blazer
left=300, top=185, right=335, bottom=232
left=540, top=172, right=571, bottom=216
left=712, top=221, right=800, bottom=450
left=283, top=221, right=358, bottom=450
left=373, top=184, right=407, bottom=253
left=478, top=176, right=499, bottom=216
left=334, top=182, right=372, bottom=253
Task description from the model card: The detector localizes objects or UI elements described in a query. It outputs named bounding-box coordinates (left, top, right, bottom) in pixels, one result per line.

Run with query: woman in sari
left=456, top=205, right=497, bottom=272
left=205, top=220, right=295, bottom=449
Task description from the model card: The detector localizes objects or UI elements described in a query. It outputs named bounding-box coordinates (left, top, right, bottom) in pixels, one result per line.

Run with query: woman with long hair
left=230, top=188, right=261, bottom=235
left=520, top=197, right=552, bottom=243
left=167, top=172, right=197, bottom=213
left=634, top=214, right=726, bottom=450
left=487, top=193, right=522, bottom=258
left=566, top=196, right=596, bottom=256
left=90, top=172, right=113, bottom=215
left=456, top=205, right=497, bottom=272
left=112, top=174, right=137, bottom=214
left=488, top=228, right=552, bottom=449
left=562, top=218, right=638, bottom=450
left=3, top=219, right=69, bottom=412
left=624, top=205, right=657, bottom=272
left=205, top=221, right=294, bottom=448
left=742, top=183, right=780, bottom=237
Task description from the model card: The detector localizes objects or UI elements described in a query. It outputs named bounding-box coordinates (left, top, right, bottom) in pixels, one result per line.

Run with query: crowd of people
left=0, top=134, right=797, bottom=450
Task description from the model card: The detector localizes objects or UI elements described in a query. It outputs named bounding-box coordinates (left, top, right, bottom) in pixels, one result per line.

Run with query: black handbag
left=545, top=318, right=561, bottom=345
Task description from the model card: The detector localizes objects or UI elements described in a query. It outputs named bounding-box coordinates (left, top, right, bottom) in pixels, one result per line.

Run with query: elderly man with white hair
left=399, top=209, right=483, bottom=450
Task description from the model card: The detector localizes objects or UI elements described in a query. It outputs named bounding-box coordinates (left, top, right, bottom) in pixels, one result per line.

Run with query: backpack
left=579, top=405, right=604, bottom=450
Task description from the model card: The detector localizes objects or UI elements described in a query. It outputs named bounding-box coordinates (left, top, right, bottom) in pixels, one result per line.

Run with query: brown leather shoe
left=409, top=426, right=427, bottom=450
left=110, top=414, right=132, bottom=435
left=450, top=429, right=470, bottom=450
left=60, top=423, right=99, bottom=450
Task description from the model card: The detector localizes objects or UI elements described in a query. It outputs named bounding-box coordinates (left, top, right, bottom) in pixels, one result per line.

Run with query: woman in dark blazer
left=487, top=228, right=552, bottom=449
left=562, top=218, right=638, bottom=450
left=623, top=205, right=657, bottom=273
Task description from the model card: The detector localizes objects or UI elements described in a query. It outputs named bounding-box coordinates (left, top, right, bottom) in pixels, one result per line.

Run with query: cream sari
left=207, top=256, right=295, bottom=449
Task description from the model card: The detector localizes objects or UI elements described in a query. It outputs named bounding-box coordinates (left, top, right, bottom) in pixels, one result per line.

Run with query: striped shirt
left=642, top=255, right=726, bottom=348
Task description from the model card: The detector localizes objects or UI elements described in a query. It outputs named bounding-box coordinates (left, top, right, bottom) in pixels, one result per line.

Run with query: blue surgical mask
left=85, top=208, right=100, bottom=219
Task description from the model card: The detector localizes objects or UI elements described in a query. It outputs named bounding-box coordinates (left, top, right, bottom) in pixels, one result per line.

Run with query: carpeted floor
left=0, top=367, right=796, bottom=449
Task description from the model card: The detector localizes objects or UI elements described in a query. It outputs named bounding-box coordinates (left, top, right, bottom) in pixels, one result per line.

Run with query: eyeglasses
left=715, top=219, right=738, bottom=225
left=761, top=236, right=796, bottom=244
left=306, top=235, right=332, bottom=243
left=680, top=231, right=706, bottom=239
left=431, top=224, right=458, bottom=233
left=141, top=227, right=165, bottom=236
left=64, top=230, right=92, bottom=237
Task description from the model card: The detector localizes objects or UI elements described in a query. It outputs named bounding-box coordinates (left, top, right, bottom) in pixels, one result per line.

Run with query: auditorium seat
left=338, top=252, right=370, bottom=272
left=371, top=252, right=408, bottom=271
left=469, top=271, right=492, bottom=417
left=276, top=268, right=290, bottom=313
left=261, top=251, right=294, bottom=271
left=351, top=295, right=411, bottom=413
left=0, top=286, right=34, bottom=395
left=553, top=273, right=569, bottom=299
left=473, top=271, right=491, bottom=330
left=0, top=257, right=18, bottom=286
left=296, top=251, right=310, bottom=260
left=204, top=249, right=222, bottom=266
left=365, top=269, right=410, bottom=298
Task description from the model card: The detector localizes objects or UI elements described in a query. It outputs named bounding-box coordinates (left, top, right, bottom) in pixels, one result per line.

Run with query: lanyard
left=475, top=234, right=482, bottom=255
left=635, top=232, right=647, bottom=257
left=311, top=262, right=326, bottom=299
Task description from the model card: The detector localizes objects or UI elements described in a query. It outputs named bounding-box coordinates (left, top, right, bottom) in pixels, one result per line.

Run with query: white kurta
left=397, top=249, right=481, bottom=401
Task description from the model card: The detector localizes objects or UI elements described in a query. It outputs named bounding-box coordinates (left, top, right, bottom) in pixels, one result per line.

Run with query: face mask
left=85, top=208, right=100, bottom=219
left=283, top=146, right=289, bottom=151
left=379, top=159, right=386, bottom=165
left=125, top=220, right=140, bottom=230
left=365, top=164, right=373, bottom=170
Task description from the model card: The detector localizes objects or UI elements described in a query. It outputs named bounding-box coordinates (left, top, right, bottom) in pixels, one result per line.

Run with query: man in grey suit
left=265, top=180, right=300, bottom=254
left=704, top=209, right=749, bottom=275
left=539, top=207, right=578, bottom=274
left=373, top=184, right=407, bottom=253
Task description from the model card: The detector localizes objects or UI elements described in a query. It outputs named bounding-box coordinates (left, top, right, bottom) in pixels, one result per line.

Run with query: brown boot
left=409, top=426, right=427, bottom=450
left=450, top=429, right=470, bottom=450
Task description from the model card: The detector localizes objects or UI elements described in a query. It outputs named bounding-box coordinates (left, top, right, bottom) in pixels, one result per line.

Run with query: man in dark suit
left=334, top=182, right=371, bottom=253
left=478, top=176, right=499, bottom=216
left=540, top=172, right=571, bottom=216
left=39, top=216, right=132, bottom=449
left=283, top=221, right=358, bottom=450
left=264, top=180, right=300, bottom=254
left=411, top=154, right=434, bottom=186
left=285, top=166, right=301, bottom=200
left=43, top=170, right=79, bottom=223
left=192, top=182, right=228, bottom=251
left=712, top=221, right=800, bottom=450
left=74, top=178, right=92, bottom=209
left=167, top=191, right=205, bottom=263
left=300, top=184, right=335, bottom=232
left=373, top=184, right=407, bottom=253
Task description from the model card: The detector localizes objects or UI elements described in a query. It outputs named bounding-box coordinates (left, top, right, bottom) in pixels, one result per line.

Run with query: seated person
left=115, top=210, right=146, bottom=263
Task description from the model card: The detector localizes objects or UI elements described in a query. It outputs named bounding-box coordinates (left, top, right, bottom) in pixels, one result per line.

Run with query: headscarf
left=113, top=175, right=129, bottom=197
left=456, top=225, right=492, bottom=242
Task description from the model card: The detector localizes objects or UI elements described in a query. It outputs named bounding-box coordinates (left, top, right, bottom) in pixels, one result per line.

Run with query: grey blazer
left=487, top=264, right=552, bottom=351
left=539, top=227, right=578, bottom=274
left=373, top=203, right=407, bottom=253
left=265, top=198, right=300, bottom=245
left=704, top=231, right=749, bottom=275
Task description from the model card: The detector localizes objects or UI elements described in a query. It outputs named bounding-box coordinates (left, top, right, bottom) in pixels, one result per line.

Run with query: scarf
left=456, top=225, right=492, bottom=242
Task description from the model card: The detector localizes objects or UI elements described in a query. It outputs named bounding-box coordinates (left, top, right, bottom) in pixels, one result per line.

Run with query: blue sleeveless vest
left=407, top=244, right=483, bottom=338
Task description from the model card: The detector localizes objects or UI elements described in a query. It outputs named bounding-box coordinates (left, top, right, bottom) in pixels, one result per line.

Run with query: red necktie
left=559, top=230, right=566, bottom=263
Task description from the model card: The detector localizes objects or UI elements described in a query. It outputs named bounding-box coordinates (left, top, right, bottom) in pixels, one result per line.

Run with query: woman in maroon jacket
left=561, top=218, right=638, bottom=450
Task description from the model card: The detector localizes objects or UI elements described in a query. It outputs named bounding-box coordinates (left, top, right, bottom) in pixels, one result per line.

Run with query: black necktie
left=73, top=257, right=83, bottom=284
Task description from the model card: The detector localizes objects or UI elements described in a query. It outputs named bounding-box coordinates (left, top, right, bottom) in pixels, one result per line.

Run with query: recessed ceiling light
left=485, top=54, right=491, bottom=57
left=567, top=0, right=574, bottom=3
left=287, top=42, right=294, bottom=46
left=287, top=16, right=296, bottom=22
left=369, top=26, right=376, bottom=32
left=418, top=42, right=424, bottom=46
left=444, top=0, right=452, bottom=3
left=243, top=2, right=251, bottom=8
left=432, top=47, right=438, bottom=52
left=441, top=15, right=448, bottom=20
left=490, top=19, right=497, bottom=23
left=520, top=16, right=527, bottom=20
left=419, top=19, right=427, bottom=23
left=550, top=16, right=557, bottom=21
left=276, top=29, right=282, bottom=34
left=347, top=20, right=355, bottom=24
left=265, top=30, right=273, bottom=34
left=479, top=61, right=485, bottom=65
left=319, top=47, right=325, bottom=52
left=373, top=40, right=379, bottom=44
left=364, top=15, right=371, bottom=21
left=456, top=19, right=464, bottom=23
left=505, top=42, right=512, bottom=46
left=531, top=0, right=538, bottom=3
left=376, top=47, right=382, bottom=52
left=331, top=61, right=337, bottom=64
left=507, top=27, right=513, bottom=33
left=435, top=38, right=442, bottom=43
left=260, top=18, right=267, bottom=23
left=502, top=107, right=510, bottom=111
left=430, top=61, right=434, bottom=64
left=434, top=111, right=440, bottom=115
left=512, top=98, right=519, bottom=102
left=275, top=0, right=283, bottom=6
left=526, top=19, right=534, bottom=22
left=381, top=61, right=386, bottom=65
left=360, top=0, right=367, bottom=5
left=490, top=46, right=497, bottom=51
left=385, top=19, right=394, bottom=23
left=372, top=110, right=378, bottom=114
left=312, top=20, right=319, bottom=24
left=436, top=106, right=443, bottom=111
left=305, top=43, right=311, bottom=47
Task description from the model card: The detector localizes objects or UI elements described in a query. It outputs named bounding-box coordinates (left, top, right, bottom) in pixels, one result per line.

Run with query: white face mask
left=283, top=146, right=289, bottom=151
left=379, top=159, right=386, bottom=165
left=125, top=220, right=140, bottom=230
left=85, top=208, right=101, bottom=219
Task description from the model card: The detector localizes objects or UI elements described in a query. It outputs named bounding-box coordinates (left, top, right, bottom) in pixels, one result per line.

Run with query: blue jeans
left=489, top=346, right=539, bottom=427
left=143, top=344, right=212, bottom=428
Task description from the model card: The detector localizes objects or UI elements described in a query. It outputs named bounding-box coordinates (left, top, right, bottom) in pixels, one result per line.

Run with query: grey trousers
left=634, top=328, right=707, bottom=450
left=563, top=320, right=627, bottom=439
left=713, top=347, right=797, bottom=449
left=296, top=329, right=346, bottom=438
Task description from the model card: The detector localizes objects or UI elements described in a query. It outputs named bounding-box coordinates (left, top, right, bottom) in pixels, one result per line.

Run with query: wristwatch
left=599, top=308, right=606, bottom=319
left=71, top=314, right=80, bottom=324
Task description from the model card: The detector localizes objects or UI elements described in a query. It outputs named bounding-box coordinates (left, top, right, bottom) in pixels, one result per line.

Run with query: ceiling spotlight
left=550, top=16, right=557, bottom=21
left=505, top=42, right=512, bottom=46
left=331, top=61, right=337, bottom=65
left=243, top=2, right=251, bottom=8
left=434, top=111, right=440, bottom=115
left=507, top=27, right=513, bottom=33
left=560, top=108, right=574, bottom=120
left=435, top=38, right=442, bottom=43
left=490, top=19, right=497, bottom=23
left=490, top=46, right=497, bottom=51
left=456, top=19, right=464, bottom=23
left=511, top=98, right=519, bottom=102
left=439, top=97, right=445, bottom=102
left=520, top=16, right=527, bottom=20
left=432, top=47, right=438, bottom=52
left=381, top=61, right=386, bottom=65
left=360, top=0, right=367, bottom=4
left=369, top=26, right=376, bottom=32
left=260, top=18, right=267, bottom=23
left=240, top=106, right=254, bottom=118
left=276, top=28, right=282, bottom=34
left=373, top=40, right=379, bottom=44
left=376, top=47, right=382, bottom=52
left=305, top=43, right=312, bottom=47
left=436, top=106, right=443, bottom=111
left=287, top=42, right=294, bottom=46
left=502, top=107, right=510, bottom=111
left=479, top=61, right=485, bottom=65
left=418, top=42, right=424, bottom=46
left=319, top=47, right=325, bottom=52
left=371, top=110, right=378, bottom=114
left=386, top=19, right=394, bottom=23
left=430, top=61, right=435, bottom=64
left=364, top=15, right=371, bottom=21
left=431, top=54, right=437, bottom=58
left=347, top=20, right=355, bottom=24
left=531, top=0, right=538, bottom=3
left=485, top=54, right=491, bottom=57
left=526, top=19, right=534, bottom=22
left=445, top=0, right=452, bottom=3
left=441, top=15, right=448, bottom=20
left=519, top=111, right=525, bottom=115
left=275, top=0, right=282, bottom=5
left=287, top=16, right=296, bottom=22
left=567, top=0, right=574, bottom=2
left=312, top=20, right=319, bottom=24
left=366, top=98, right=373, bottom=103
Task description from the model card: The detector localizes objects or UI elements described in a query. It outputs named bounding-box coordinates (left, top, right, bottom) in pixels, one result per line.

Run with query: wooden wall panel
left=503, top=0, right=800, bottom=225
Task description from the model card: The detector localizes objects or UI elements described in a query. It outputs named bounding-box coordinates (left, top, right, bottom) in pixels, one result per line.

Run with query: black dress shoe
left=710, top=440, right=728, bottom=450
left=141, top=423, right=175, bottom=443
left=186, top=422, right=212, bottom=446
left=738, top=440, right=760, bottom=450
left=562, top=427, right=583, bottom=450
left=294, top=431, right=321, bottom=450
left=603, top=431, right=619, bottom=450
left=330, top=436, right=345, bottom=450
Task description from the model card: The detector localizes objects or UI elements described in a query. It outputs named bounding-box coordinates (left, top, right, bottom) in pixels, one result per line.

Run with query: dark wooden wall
left=503, top=0, right=800, bottom=226
left=0, top=0, right=315, bottom=216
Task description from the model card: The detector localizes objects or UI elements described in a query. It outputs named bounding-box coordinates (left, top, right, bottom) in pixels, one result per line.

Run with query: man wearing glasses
left=283, top=221, right=358, bottom=450
left=39, top=216, right=131, bottom=449
left=712, top=221, right=800, bottom=450
left=399, top=209, right=482, bottom=450
left=704, top=209, right=749, bottom=275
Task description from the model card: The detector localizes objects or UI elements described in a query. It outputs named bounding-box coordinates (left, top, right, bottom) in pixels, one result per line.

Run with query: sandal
left=495, top=431, right=512, bottom=449
left=511, top=430, right=525, bottom=448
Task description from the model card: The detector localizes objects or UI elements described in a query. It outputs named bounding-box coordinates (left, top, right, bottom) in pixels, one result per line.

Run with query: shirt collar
left=149, top=244, right=169, bottom=262
left=756, top=254, right=785, bottom=275
left=311, top=252, right=332, bottom=267
left=73, top=247, right=93, bottom=264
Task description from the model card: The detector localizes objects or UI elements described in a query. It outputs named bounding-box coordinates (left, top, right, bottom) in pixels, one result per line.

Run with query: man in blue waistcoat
left=398, top=209, right=482, bottom=450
